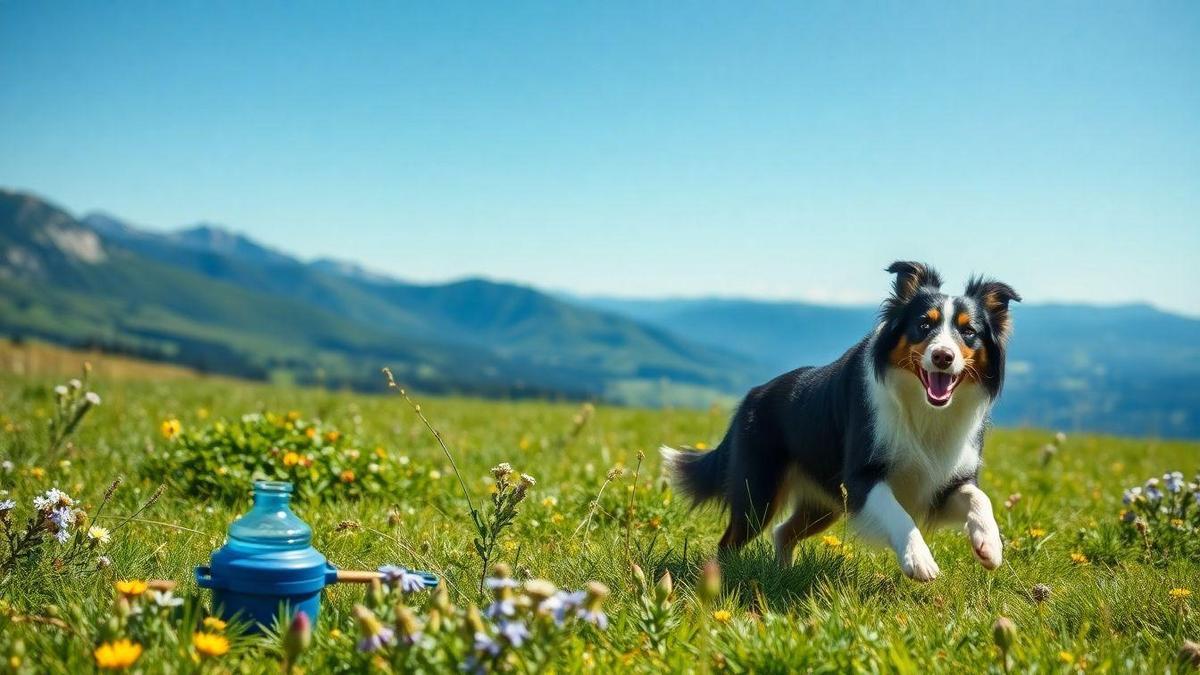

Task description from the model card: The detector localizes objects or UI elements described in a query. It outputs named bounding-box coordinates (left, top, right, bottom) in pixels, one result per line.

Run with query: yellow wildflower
left=429, top=469, right=442, bottom=480
left=695, top=442, right=709, bottom=450
left=551, top=513, right=564, bottom=524
left=160, top=419, right=182, bottom=440
left=87, top=526, right=111, bottom=545
left=1058, top=651, right=1074, bottom=664
left=712, top=609, right=732, bottom=623
left=821, top=535, right=843, bottom=549
left=374, top=446, right=387, bottom=459
left=287, top=410, right=301, bottom=421
left=325, top=431, right=340, bottom=443
left=1070, top=552, right=1089, bottom=565
left=203, top=616, right=227, bottom=631
left=282, top=452, right=301, bottom=467
left=94, top=639, right=143, bottom=670
left=30, top=467, right=45, bottom=479
left=193, top=632, right=230, bottom=658
left=1028, top=527, right=1046, bottom=538
left=542, top=496, right=558, bottom=508
left=340, top=469, right=356, bottom=483
left=305, top=427, right=316, bottom=439
left=1171, top=518, right=1185, bottom=528
left=115, top=579, right=148, bottom=597
left=1170, top=588, right=1192, bottom=600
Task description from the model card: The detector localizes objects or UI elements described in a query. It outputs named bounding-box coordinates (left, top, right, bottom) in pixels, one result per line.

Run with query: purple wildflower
left=358, top=626, right=395, bottom=653
left=49, top=506, right=75, bottom=529
left=473, top=631, right=501, bottom=656
left=485, top=598, right=516, bottom=619
left=499, top=621, right=530, bottom=647
left=378, top=565, right=428, bottom=593
left=577, top=607, right=608, bottom=629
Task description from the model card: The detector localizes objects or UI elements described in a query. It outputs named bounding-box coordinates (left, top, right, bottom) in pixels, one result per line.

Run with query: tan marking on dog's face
left=956, top=312, right=970, bottom=327
left=889, top=335, right=930, bottom=378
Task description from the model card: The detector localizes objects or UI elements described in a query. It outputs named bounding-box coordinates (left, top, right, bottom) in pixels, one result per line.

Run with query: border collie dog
left=663, top=262, right=1020, bottom=581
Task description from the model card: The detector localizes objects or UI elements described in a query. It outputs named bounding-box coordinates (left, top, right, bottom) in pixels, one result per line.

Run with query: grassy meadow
left=1, top=342, right=1199, bottom=673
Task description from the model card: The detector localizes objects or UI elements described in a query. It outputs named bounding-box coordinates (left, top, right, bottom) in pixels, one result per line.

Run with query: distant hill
left=1, top=189, right=757, bottom=404
left=5, top=186, right=1197, bottom=437
left=582, top=297, right=1200, bottom=438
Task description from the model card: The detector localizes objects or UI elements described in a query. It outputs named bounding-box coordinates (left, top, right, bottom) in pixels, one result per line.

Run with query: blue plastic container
left=195, top=481, right=336, bottom=629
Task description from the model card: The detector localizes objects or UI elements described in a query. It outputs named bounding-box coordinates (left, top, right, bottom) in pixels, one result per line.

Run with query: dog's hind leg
left=717, top=462, right=785, bottom=552
left=772, top=505, right=839, bottom=567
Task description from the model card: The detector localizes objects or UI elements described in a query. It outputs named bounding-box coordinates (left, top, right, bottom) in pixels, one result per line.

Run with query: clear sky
left=2, top=2, right=1198, bottom=314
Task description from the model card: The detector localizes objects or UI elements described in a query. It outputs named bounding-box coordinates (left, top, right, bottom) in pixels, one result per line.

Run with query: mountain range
left=2, top=187, right=1198, bottom=438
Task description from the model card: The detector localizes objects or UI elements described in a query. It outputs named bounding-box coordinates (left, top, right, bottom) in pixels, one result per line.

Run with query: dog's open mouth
left=917, top=369, right=959, bottom=407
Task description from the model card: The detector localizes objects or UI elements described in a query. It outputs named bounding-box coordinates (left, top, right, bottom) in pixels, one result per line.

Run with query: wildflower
left=150, top=590, right=184, bottom=608
left=115, top=579, right=149, bottom=597
left=699, top=559, right=722, bottom=606
left=1170, top=588, right=1192, bottom=601
left=513, top=473, right=536, bottom=501
left=492, top=463, right=513, bottom=481
left=0, top=499, right=14, bottom=513
left=84, top=392, right=101, bottom=406
left=1, top=460, right=12, bottom=473
left=821, top=534, right=842, bottom=549
left=541, top=496, right=558, bottom=508
left=54, top=385, right=68, bottom=397
left=473, top=631, right=501, bottom=656
left=1031, top=583, right=1052, bottom=603
left=1165, top=471, right=1185, bottom=493
left=94, top=639, right=143, bottom=670
left=1145, top=485, right=1164, bottom=502
left=378, top=565, right=427, bottom=593
left=48, top=506, right=75, bottom=530
left=1028, top=527, right=1046, bottom=538
left=712, top=609, right=733, bottom=623
left=325, top=431, right=340, bottom=443
left=87, top=526, right=111, bottom=545
left=96, top=556, right=112, bottom=569
left=354, top=605, right=394, bottom=652
left=284, top=611, right=312, bottom=665
left=30, top=467, right=45, bottom=479
left=203, top=617, right=227, bottom=632
left=1058, top=651, right=1074, bottom=664
left=1054, top=431, right=1067, bottom=445
left=340, top=469, right=356, bottom=483
left=69, top=378, right=82, bottom=390
left=1123, top=486, right=1143, bottom=505
left=305, top=427, right=316, bottom=439
left=160, top=419, right=181, bottom=440
left=282, top=452, right=301, bottom=467
left=499, top=620, right=530, bottom=646
left=33, top=488, right=73, bottom=511
left=577, top=581, right=609, bottom=629
left=1070, top=552, right=1089, bottom=565
left=192, top=632, right=230, bottom=658
left=429, top=469, right=442, bottom=480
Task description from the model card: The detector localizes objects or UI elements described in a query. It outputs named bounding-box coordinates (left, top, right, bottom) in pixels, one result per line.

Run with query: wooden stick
left=335, top=570, right=383, bottom=584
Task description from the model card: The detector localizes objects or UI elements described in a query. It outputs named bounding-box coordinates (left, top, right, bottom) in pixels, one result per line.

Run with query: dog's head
left=871, top=261, right=1020, bottom=407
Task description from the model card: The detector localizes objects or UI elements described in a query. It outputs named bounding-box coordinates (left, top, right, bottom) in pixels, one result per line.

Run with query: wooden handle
left=336, top=570, right=383, bottom=584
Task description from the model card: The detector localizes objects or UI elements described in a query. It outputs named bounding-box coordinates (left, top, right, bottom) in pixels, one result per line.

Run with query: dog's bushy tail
left=660, top=440, right=728, bottom=506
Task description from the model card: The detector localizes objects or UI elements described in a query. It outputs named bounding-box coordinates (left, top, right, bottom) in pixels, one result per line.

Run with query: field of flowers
left=1, top=351, right=1199, bottom=672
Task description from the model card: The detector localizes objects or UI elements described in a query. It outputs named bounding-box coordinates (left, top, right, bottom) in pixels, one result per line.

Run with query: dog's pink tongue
left=926, top=372, right=954, bottom=400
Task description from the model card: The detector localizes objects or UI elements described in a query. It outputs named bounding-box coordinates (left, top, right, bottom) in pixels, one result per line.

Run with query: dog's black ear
left=882, top=261, right=942, bottom=316
left=965, top=276, right=1021, bottom=341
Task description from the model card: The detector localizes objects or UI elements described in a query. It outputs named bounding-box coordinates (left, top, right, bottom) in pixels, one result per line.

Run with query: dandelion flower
left=94, top=639, right=142, bottom=670
left=1028, top=527, right=1046, bottom=538
left=821, top=535, right=842, bottom=549
left=712, top=609, right=733, bottom=623
left=1169, top=588, right=1192, bottom=600
left=1058, top=651, right=1074, bottom=664
left=115, top=579, right=149, bottom=597
left=203, top=617, right=227, bottom=632
left=87, top=526, right=111, bottom=545
left=192, top=632, right=230, bottom=658
left=282, top=452, right=301, bottom=467
left=340, top=469, right=356, bottom=483
left=325, top=431, right=340, bottom=443
left=160, top=419, right=181, bottom=440
left=1069, top=552, right=1089, bottom=565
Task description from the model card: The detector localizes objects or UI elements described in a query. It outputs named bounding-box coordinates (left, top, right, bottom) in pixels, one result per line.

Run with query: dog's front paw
left=900, top=532, right=940, bottom=582
left=968, top=519, right=1003, bottom=570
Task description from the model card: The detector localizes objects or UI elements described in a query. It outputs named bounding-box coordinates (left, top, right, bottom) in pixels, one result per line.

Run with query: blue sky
left=2, top=2, right=1198, bottom=314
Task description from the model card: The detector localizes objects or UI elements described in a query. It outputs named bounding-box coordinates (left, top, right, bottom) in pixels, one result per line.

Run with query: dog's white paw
left=900, top=532, right=940, bottom=582
left=968, top=520, right=1003, bottom=570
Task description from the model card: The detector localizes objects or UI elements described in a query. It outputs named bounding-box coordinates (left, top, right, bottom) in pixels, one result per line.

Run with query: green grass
left=1, top=365, right=1198, bottom=673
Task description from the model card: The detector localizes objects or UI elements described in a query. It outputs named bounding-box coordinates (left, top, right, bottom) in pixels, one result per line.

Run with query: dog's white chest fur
left=866, top=364, right=989, bottom=522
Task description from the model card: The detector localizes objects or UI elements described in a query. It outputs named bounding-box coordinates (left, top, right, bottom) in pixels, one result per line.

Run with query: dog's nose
left=930, top=347, right=955, bottom=370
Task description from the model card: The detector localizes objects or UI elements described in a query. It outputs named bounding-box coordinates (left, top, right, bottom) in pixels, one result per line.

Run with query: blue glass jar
left=195, top=481, right=337, bottom=629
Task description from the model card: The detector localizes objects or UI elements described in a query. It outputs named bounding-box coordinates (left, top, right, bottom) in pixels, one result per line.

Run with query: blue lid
left=197, top=481, right=337, bottom=595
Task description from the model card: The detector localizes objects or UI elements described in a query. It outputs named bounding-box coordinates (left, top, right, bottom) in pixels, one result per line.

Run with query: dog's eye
left=960, top=327, right=976, bottom=338
left=919, top=322, right=931, bottom=331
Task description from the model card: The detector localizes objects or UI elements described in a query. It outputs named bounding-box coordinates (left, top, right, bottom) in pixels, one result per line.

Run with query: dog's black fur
left=664, top=262, right=1019, bottom=568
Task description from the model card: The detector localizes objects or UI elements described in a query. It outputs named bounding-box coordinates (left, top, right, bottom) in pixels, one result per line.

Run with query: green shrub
left=145, top=411, right=403, bottom=503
